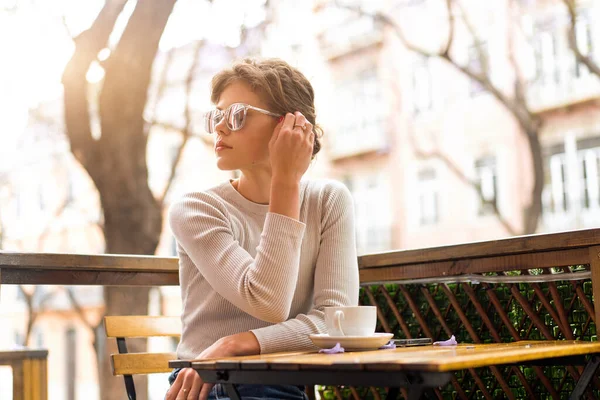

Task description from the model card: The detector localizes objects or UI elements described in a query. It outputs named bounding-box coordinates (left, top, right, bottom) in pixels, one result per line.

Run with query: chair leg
left=224, top=383, right=242, bottom=400
left=570, top=356, right=600, bottom=400
left=124, top=375, right=136, bottom=400
left=386, top=387, right=400, bottom=399
left=305, top=385, right=317, bottom=400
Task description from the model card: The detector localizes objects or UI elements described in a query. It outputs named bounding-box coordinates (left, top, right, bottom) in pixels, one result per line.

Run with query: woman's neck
left=232, top=173, right=271, bottom=205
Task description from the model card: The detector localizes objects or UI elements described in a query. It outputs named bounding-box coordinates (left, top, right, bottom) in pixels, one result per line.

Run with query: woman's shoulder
left=169, top=182, right=231, bottom=219
left=303, top=178, right=352, bottom=205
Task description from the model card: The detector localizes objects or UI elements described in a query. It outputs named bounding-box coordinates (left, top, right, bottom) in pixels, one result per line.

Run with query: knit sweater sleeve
left=250, top=181, right=359, bottom=353
left=169, top=192, right=306, bottom=323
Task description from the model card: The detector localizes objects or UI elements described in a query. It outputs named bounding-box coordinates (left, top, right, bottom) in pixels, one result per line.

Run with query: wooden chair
left=104, top=315, right=181, bottom=400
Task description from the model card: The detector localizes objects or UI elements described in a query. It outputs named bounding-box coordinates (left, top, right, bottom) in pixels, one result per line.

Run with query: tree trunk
left=62, top=0, right=176, bottom=399
left=95, top=1, right=175, bottom=397
left=523, top=130, right=544, bottom=234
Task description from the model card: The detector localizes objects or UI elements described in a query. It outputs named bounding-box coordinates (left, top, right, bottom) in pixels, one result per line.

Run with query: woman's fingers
left=269, top=111, right=315, bottom=181
left=180, top=370, right=198, bottom=400
left=166, top=368, right=199, bottom=400
left=199, top=383, right=215, bottom=400
left=187, top=370, right=204, bottom=400
left=269, top=115, right=285, bottom=146
left=292, top=112, right=308, bottom=131
left=165, top=370, right=185, bottom=400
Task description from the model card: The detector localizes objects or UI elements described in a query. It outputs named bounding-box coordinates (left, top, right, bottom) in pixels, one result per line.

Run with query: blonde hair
left=210, top=58, right=323, bottom=157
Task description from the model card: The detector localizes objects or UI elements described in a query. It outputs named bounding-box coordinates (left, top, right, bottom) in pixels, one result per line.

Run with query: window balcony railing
left=526, top=65, right=600, bottom=113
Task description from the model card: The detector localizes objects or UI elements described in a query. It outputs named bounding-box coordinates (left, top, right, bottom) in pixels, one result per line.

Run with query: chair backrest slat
left=104, top=316, right=181, bottom=339
left=112, top=352, right=177, bottom=376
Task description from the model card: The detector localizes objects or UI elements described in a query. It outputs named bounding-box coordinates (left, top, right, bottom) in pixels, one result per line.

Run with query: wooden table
left=170, top=341, right=600, bottom=400
left=0, top=349, right=48, bottom=400
left=0, top=252, right=179, bottom=287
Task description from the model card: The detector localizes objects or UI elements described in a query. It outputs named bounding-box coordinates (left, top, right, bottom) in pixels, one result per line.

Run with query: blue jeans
left=168, top=368, right=309, bottom=400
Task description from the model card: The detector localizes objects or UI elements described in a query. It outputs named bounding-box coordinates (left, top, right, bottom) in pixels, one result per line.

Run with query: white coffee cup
left=324, top=306, right=377, bottom=337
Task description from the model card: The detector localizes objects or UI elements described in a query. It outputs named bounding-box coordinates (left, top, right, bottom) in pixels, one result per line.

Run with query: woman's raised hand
left=269, top=112, right=314, bottom=184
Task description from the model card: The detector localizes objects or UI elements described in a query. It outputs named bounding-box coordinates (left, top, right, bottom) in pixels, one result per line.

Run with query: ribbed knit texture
left=169, top=179, right=359, bottom=359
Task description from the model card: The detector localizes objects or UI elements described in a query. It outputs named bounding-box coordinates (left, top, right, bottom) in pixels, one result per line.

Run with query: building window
left=468, top=42, right=488, bottom=96
left=574, top=13, right=594, bottom=78
left=475, top=157, right=498, bottom=216
left=547, top=153, right=569, bottom=214
left=417, top=168, right=439, bottom=225
left=533, top=25, right=561, bottom=86
left=347, top=174, right=391, bottom=254
left=578, top=148, right=600, bottom=210
left=544, top=138, right=600, bottom=216
left=334, top=69, right=386, bottom=156
left=35, top=329, right=44, bottom=348
left=65, top=327, right=77, bottom=400
left=412, top=56, right=433, bottom=113
left=14, top=331, right=24, bottom=346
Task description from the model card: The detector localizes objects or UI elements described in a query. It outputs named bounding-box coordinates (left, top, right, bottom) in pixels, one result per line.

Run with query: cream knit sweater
left=169, top=179, right=359, bottom=359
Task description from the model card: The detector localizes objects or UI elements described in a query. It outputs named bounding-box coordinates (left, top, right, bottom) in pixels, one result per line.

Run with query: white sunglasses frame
left=204, top=103, right=281, bottom=134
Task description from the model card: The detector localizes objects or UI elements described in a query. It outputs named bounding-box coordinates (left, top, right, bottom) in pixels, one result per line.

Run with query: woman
left=165, top=58, right=359, bottom=400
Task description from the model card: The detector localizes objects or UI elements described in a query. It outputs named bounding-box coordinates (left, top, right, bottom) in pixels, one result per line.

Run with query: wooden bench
left=104, top=315, right=180, bottom=400
left=0, top=349, right=48, bottom=400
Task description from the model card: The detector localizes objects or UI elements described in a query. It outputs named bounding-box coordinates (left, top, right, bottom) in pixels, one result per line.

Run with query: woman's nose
left=215, top=117, right=229, bottom=135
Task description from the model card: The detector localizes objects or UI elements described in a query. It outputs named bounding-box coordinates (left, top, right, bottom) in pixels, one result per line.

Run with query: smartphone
left=393, top=338, right=432, bottom=347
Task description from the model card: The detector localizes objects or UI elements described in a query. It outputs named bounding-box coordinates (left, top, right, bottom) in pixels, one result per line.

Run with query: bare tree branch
left=407, top=130, right=518, bottom=235
left=334, top=0, right=544, bottom=234
left=158, top=40, right=205, bottom=206
left=18, top=286, right=57, bottom=346
left=65, top=287, right=96, bottom=331
left=62, top=0, right=129, bottom=169
left=505, top=0, right=528, bottom=108
left=441, top=0, right=456, bottom=57
left=335, top=1, right=540, bottom=133
left=61, top=14, right=74, bottom=40
left=150, top=46, right=178, bottom=118
left=454, top=0, right=486, bottom=73
left=37, top=195, right=73, bottom=249
left=563, top=0, right=600, bottom=78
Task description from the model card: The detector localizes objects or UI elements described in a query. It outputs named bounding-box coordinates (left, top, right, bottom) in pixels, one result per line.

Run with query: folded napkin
left=319, top=343, right=345, bottom=354
left=433, top=335, right=458, bottom=346
left=379, top=340, right=396, bottom=349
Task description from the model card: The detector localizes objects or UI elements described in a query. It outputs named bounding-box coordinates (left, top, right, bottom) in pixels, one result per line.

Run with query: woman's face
left=212, top=81, right=279, bottom=172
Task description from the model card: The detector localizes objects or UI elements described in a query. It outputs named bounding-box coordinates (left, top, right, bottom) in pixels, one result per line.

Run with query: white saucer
left=309, top=333, right=393, bottom=351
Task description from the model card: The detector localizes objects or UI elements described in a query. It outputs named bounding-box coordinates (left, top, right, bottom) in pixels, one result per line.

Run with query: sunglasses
left=204, top=103, right=281, bottom=134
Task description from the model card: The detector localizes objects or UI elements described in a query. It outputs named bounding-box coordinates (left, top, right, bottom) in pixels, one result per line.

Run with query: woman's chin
left=216, top=159, right=238, bottom=171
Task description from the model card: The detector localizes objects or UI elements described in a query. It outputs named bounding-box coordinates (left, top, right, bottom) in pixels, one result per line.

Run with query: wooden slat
left=359, top=228, right=600, bottom=269
left=111, top=352, right=177, bottom=375
left=189, top=341, right=600, bottom=374
left=0, top=252, right=178, bottom=272
left=0, top=350, right=49, bottom=363
left=185, top=350, right=315, bottom=370
left=12, top=359, right=24, bottom=400
left=359, top=247, right=590, bottom=284
left=104, top=316, right=181, bottom=338
left=0, top=269, right=179, bottom=286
